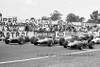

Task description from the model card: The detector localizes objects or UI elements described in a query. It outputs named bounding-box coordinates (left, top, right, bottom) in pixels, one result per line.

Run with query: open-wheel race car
left=90, top=36, right=100, bottom=44
left=59, top=33, right=94, bottom=50
left=30, top=31, right=55, bottom=47
left=4, top=31, right=30, bottom=45
left=31, top=36, right=54, bottom=47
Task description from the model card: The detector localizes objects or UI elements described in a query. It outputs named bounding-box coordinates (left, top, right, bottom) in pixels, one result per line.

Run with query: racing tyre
left=5, top=40, right=10, bottom=44
left=54, top=40, right=58, bottom=44
left=31, top=37, right=38, bottom=45
left=25, top=36, right=30, bottom=42
left=5, top=37, right=10, bottom=44
left=18, top=37, right=24, bottom=45
left=97, top=41, right=100, bottom=44
left=0, top=39, right=2, bottom=41
left=88, top=41, right=94, bottom=49
left=77, top=44, right=83, bottom=50
left=59, top=38, right=65, bottom=46
left=63, top=41, right=68, bottom=48
left=47, top=40, right=53, bottom=47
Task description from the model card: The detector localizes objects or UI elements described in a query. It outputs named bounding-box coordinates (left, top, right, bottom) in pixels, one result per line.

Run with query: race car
left=30, top=36, right=54, bottom=47
left=4, top=32, right=30, bottom=45
left=60, top=33, right=94, bottom=50
left=30, top=31, right=56, bottom=47
left=90, top=36, right=100, bottom=44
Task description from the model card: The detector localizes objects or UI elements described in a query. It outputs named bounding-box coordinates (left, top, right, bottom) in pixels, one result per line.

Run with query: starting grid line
left=0, top=49, right=100, bottom=64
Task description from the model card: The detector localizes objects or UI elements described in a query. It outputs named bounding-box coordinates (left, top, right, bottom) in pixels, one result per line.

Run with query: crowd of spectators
left=0, top=22, right=100, bottom=35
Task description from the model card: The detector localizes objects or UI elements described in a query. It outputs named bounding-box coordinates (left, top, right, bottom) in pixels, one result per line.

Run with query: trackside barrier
left=34, top=31, right=55, bottom=39
left=0, top=31, right=35, bottom=41
left=55, top=31, right=65, bottom=39
left=55, top=31, right=77, bottom=39
left=0, top=31, right=79, bottom=41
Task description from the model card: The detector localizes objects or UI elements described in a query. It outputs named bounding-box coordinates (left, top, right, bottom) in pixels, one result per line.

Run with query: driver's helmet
left=20, top=34, right=24, bottom=37
left=6, top=32, right=10, bottom=37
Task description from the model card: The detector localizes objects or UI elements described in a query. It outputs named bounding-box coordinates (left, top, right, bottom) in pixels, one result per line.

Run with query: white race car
left=30, top=36, right=54, bottom=47
left=61, top=34, right=94, bottom=50
left=91, top=36, right=100, bottom=44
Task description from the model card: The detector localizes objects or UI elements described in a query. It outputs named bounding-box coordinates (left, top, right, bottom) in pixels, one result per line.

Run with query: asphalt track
left=0, top=42, right=79, bottom=62
left=0, top=41, right=100, bottom=67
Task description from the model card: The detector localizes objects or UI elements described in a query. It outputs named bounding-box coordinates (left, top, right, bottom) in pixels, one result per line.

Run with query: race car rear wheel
left=97, top=40, right=100, bottom=44
left=0, top=39, right=2, bottom=41
left=25, top=36, right=30, bottom=42
left=59, top=38, right=65, bottom=46
left=47, top=40, right=53, bottom=47
left=18, top=37, right=24, bottom=45
left=88, top=41, right=94, bottom=49
left=31, top=36, right=38, bottom=45
left=77, top=44, right=83, bottom=50
left=34, top=42, right=38, bottom=45
left=63, top=41, right=68, bottom=48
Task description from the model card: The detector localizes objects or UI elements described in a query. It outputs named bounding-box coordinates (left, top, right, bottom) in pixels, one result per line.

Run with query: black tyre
left=77, top=44, right=83, bottom=50
left=54, top=40, right=58, bottom=44
left=30, top=36, right=38, bottom=45
left=0, top=39, right=2, bottom=41
left=63, top=41, right=68, bottom=48
left=47, top=40, right=53, bottom=47
left=59, top=38, right=65, bottom=46
left=5, top=40, right=10, bottom=44
left=96, top=41, right=100, bottom=44
left=25, top=36, right=30, bottom=42
left=88, top=41, right=94, bottom=49
left=5, top=36, right=10, bottom=44
left=18, top=37, right=24, bottom=45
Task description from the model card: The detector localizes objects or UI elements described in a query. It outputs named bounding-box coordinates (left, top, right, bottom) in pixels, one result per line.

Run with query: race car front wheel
left=18, top=37, right=24, bottom=45
left=63, top=41, right=68, bottom=48
left=5, top=40, right=10, bottom=44
left=47, top=40, right=53, bottom=47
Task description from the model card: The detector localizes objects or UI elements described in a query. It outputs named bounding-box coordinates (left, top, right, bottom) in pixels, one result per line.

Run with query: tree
left=78, top=17, right=85, bottom=22
left=66, top=13, right=79, bottom=22
left=66, top=13, right=85, bottom=23
left=0, top=13, right=2, bottom=17
left=90, top=10, right=99, bottom=21
left=50, top=10, right=62, bottom=21
left=90, top=10, right=100, bottom=23
left=75, top=15, right=80, bottom=22
left=97, top=13, right=100, bottom=23
left=41, top=16, right=50, bottom=20
left=87, top=19, right=94, bottom=23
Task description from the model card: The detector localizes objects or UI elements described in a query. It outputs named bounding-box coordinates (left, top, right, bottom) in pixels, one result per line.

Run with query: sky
left=0, top=0, right=100, bottom=21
